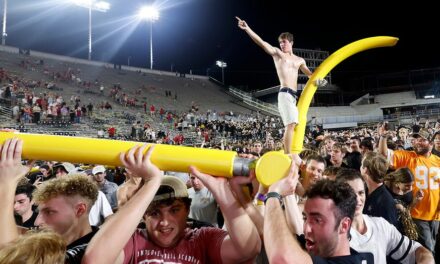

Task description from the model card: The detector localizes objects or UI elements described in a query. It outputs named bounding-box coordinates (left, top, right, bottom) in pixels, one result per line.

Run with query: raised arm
left=0, top=139, right=32, bottom=248
left=378, top=122, right=389, bottom=157
left=284, top=155, right=305, bottom=235
left=264, top=156, right=312, bottom=263
left=236, top=16, right=279, bottom=56
left=83, top=145, right=162, bottom=264
left=190, top=166, right=261, bottom=263
left=283, top=194, right=305, bottom=235
left=228, top=170, right=264, bottom=237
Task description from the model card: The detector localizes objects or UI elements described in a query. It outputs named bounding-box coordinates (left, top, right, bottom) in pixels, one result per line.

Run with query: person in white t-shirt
left=188, top=173, right=218, bottom=226
left=336, top=170, right=434, bottom=263
left=88, top=190, right=113, bottom=226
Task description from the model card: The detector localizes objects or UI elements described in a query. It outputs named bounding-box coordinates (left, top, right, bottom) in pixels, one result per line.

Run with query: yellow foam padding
left=0, top=132, right=236, bottom=177
left=255, top=151, right=291, bottom=188
left=291, top=36, right=399, bottom=154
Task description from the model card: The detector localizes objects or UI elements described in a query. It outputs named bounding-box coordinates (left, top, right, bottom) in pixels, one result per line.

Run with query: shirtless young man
left=237, top=17, right=326, bottom=154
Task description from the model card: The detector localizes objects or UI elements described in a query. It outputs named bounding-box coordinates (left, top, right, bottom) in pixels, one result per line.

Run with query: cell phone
left=383, top=122, right=395, bottom=131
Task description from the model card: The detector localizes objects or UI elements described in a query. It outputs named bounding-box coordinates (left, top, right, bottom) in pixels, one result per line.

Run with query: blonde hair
left=33, top=174, right=98, bottom=209
left=0, top=230, right=66, bottom=264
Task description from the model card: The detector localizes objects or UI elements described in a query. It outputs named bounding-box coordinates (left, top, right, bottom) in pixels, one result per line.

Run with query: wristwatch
left=265, top=192, right=284, bottom=210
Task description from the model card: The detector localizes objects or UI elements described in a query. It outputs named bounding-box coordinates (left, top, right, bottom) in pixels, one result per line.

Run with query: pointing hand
left=236, top=16, right=248, bottom=30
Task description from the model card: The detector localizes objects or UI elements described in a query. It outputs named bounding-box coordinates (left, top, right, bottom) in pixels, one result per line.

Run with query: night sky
left=4, top=0, right=440, bottom=93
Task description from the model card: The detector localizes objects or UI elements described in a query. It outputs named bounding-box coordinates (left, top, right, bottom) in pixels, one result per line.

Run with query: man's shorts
left=278, top=88, right=298, bottom=126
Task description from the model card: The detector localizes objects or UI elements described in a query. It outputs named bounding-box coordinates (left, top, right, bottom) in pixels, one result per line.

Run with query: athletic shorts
left=278, top=88, right=298, bottom=126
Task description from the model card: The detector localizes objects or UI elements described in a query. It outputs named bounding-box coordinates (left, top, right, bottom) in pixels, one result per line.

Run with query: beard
left=414, top=146, right=430, bottom=155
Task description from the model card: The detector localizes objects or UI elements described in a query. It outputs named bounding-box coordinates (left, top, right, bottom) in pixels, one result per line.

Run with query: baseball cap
left=153, top=176, right=188, bottom=201
left=411, top=129, right=431, bottom=141
left=92, top=165, right=106, bottom=175
left=53, top=162, right=75, bottom=174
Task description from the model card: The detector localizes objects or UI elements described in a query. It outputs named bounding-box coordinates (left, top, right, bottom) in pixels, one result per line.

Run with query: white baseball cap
left=92, top=165, right=106, bottom=175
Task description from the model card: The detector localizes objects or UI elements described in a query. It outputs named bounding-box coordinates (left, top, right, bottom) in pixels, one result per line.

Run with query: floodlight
left=216, top=60, right=227, bottom=68
left=2, top=0, right=7, bottom=45
left=94, top=1, right=110, bottom=12
left=72, top=0, right=110, bottom=60
left=73, top=0, right=110, bottom=11
left=138, top=6, right=160, bottom=21
left=138, top=6, right=160, bottom=69
left=216, top=60, right=227, bottom=84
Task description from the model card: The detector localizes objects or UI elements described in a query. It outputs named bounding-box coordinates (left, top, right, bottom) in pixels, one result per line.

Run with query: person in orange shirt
left=378, top=124, right=440, bottom=255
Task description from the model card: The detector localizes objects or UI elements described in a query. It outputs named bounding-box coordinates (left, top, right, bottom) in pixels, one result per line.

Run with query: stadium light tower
left=138, top=6, right=160, bottom=70
left=73, top=0, right=110, bottom=60
left=216, top=60, right=227, bottom=85
left=2, top=0, right=7, bottom=45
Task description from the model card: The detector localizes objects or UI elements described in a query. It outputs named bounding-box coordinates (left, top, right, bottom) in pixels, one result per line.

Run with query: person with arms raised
left=83, top=144, right=260, bottom=264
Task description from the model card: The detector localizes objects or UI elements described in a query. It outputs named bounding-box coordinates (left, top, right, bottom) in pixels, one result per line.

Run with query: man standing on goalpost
left=237, top=16, right=326, bottom=154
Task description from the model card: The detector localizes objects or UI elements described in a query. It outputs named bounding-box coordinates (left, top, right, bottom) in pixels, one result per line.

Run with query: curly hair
left=0, top=230, right=66, bottom=264
left=33, top=174, right=98, bottom=209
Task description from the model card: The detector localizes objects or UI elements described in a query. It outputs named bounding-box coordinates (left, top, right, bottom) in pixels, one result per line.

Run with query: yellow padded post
left=0, top=132, right=237, bottom=177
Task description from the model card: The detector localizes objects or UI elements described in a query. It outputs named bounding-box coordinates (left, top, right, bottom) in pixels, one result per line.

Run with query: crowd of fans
left=0, top=118, right=439, bottom=263
left=1, top=63, right=286, bottom=150
left=1, top=58, right=440, bottom=263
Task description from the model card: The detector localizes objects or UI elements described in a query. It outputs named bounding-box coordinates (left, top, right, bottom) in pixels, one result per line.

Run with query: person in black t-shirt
left=0, top=138, right=98, bottom=264
left=264, top=158, right=374, bottom=263
left=14, top=183, right=38, bottom=229
left=384, top=168, right=421, bottom=240
left=360, top=152, right=399, bottom=228
left=328, top=143, right=349, bottom=168
left=33, top=174, right=99, bottom=264
left=359, top=138, right=374, bottom=157
left=345, top=137, right=362, bottom=170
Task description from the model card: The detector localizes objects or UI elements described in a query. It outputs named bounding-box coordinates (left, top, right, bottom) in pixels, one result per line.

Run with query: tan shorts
left=278, top=91, right=298, bottom=126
